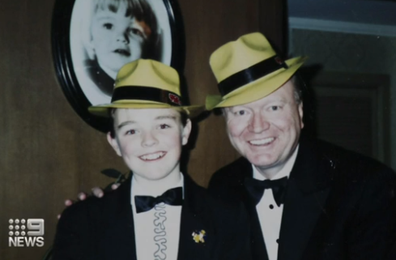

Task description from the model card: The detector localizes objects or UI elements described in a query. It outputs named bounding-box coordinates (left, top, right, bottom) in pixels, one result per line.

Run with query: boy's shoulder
left=60, top=183, right=130, bottom=224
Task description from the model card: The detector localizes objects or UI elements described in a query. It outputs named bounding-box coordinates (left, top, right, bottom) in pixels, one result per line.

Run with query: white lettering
left=27, top=219, right=44, bottom=236
left=35, top=237, right=44, bottom=247
left=8, top=236, right=45, bottom=247
left=8, top=237, right=18, bottom=247
left=25, top=236, right=36, bottom=247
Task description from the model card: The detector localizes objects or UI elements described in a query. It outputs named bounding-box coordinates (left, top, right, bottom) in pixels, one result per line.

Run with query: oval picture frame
left=52, top=0, right=185, bottom=132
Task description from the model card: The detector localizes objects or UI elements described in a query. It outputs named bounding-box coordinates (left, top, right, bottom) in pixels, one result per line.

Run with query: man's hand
left=57, top=183, right=121, bottom=219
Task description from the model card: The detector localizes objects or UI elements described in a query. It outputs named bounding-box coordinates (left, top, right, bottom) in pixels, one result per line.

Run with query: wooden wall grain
left=0, top=0, right=284, bottom=259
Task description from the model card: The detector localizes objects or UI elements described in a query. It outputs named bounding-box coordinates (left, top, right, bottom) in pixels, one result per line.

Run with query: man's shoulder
left=304, top=138, right=396, bottom=188
left=184, top=173, right=244, bottom=212
left=314, top=138, right=393, bottom=173
left=213, top=157, right=251, bottom=178
left=209, top=157, right=252, bottom=189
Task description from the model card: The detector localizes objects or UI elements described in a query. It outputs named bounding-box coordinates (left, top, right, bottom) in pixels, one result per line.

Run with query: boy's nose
left=141, top=132, right=158, bottom=147
left=116, top=32, right=129, bottom=44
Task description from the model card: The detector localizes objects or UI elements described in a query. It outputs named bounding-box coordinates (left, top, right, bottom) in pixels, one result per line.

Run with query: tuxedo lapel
left=102, top=178, right=137, bottom=260
left=177, top=174, right=217, bottom=260
left=278, top=139, right=332, bottom=260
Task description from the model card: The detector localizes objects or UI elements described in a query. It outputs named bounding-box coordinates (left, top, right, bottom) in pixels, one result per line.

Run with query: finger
left=77, top=192, right=87, bottom=201
left=91, top=187, right=104, bottom=198
left=64, top=199, right=73, bottom=207
left=57, top=214, right=61, bottom=220
left=111, top=183, right=121, bottom=190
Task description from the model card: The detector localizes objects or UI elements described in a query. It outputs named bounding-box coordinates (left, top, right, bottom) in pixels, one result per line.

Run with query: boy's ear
left=85, top=43, right=96, bottom=60
left=107, top=132, right=122, bottom=157
left=181, top=119, right=192, bottom=146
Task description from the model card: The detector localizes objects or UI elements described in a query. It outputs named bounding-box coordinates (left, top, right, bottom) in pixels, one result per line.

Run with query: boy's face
left=90, top=4, right=147, bottom=78
left=107, top=108, right=191, bottom=183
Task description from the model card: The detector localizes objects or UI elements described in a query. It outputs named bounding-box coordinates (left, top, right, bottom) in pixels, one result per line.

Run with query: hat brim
left=206, top=56, right=307, bottom=110
left=89, top=100, right=204, bottom=118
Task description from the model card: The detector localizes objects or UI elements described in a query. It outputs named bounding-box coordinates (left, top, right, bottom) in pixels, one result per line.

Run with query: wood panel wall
left=0, top=0, right=284, bottom=259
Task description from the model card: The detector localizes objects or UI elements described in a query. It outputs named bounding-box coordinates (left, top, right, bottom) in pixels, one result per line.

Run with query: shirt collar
left=131, top=172, right=184, bottom=198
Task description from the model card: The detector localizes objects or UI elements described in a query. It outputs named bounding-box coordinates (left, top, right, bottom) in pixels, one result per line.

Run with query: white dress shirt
left=252, top=146, right=299, bottom=260
left=131, top=174, right=184, bottom=260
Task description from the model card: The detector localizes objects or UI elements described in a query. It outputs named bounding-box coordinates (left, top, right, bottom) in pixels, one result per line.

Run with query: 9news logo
left=8, top=219, right=44, bottom=247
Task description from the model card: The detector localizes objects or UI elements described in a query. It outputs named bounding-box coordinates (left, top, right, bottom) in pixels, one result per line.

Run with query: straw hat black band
left=111, top=86, right=183, bottom=106
left=218, top=55, right=288, bottom=96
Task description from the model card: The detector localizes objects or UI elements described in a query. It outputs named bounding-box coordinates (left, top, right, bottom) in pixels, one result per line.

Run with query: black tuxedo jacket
left=52, top=174, right=251, bottom=260
left=209, top=136, right=396, bottom=260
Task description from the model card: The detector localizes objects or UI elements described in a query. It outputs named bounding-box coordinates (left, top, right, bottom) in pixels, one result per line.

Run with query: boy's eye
left=159, top=124, right=170, bottom=130
left=129, top=28, right=144, bottom=38
left=125, top=129, right=136, bottom=135
left=103, top=23, right=113, bottom=30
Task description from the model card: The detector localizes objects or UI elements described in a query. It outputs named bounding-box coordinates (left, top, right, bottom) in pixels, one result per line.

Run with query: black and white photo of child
left=70, top=0, right=173, bottom=105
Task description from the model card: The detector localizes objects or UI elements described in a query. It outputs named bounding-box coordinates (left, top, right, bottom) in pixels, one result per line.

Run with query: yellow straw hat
left=206, top=32, right=307, bottom=110
left=89, top=59, right=203, bottom=117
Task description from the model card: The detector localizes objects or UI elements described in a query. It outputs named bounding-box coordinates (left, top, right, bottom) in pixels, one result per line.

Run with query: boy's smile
left=108, top=108, right=191, bottom=184
left=114, top=47, right=131, bottom=56
left=139, top=151, right=166, bottom=161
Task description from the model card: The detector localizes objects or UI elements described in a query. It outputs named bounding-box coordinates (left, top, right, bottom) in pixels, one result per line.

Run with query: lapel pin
left=192, top=230, right=206, bottom=243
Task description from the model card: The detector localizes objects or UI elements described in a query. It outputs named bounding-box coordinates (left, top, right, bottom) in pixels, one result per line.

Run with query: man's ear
left=298, top=102, right=304, bottom=129
left=107, top=132, right=122, bottom=157
left=181, top=119, right=192, bottom=146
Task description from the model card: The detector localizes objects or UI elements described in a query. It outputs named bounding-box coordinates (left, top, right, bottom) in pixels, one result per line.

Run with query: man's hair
left=83, top=0, right=159, bottom=60
left=108, top=109, right=189, bottom=138
left=290, top=73, right=305, bottom=104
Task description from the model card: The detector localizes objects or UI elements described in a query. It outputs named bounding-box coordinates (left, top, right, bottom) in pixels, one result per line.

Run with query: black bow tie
left=244, top=177, right=288, bottom=207
left=134, top=187, right=183, bottom=213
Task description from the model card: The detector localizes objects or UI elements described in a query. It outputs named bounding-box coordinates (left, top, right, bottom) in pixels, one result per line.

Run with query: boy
left=82, top=0, right=159, bottom=95
left=52, top=59, right=251, bottom=260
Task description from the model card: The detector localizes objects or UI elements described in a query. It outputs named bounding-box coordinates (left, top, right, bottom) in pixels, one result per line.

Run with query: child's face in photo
left=108, top=108, right=191, bottom=183
left=90, top=4, right=148, bottom=78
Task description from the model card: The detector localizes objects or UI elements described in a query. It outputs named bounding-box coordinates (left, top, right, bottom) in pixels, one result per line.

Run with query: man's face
left=224, top=80, right=304, bottom=177
left=90, top=4, right=147, bottom=78
left=107, top=108, right=191, bottom=183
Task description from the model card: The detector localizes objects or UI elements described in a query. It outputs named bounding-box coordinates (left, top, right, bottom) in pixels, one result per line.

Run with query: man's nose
left=141, top=132, right=158, bottom=147
left=248, top=113, right=270, bottom=133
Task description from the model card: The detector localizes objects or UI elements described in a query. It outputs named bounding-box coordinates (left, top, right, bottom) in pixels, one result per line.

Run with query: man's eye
left=159, top=124, right=170, bottom=130
left=270, top=106, right=280, bottom=111
left=234, top=110, right=246, bottom=116
left=103, top=23, right=113, bottom=30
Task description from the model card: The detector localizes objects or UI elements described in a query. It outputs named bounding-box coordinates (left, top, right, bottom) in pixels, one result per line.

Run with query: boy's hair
left=108, top=109, right=189, bottom=138
left=82, top=0, right=159, bottom=60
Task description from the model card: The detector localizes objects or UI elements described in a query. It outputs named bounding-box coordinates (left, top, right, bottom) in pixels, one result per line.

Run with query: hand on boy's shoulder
left=57, top=183, right=121, bottom=219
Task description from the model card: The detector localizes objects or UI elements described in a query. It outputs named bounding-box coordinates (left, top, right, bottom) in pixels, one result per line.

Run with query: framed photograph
left=52, top=0, right=185, bottom=132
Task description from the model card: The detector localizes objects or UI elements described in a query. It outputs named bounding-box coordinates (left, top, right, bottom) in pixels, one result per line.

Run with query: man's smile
left=248, top=137, right=275, bottom=146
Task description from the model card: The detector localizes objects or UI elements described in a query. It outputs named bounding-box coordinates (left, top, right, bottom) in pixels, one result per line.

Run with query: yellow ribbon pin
left=192, top=230, right=206, bottom=243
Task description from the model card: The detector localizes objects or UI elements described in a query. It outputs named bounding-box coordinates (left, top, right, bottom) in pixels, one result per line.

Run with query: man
left=207, top=32, right=396, bottom=260
left=66, top=33, right=396, bottom=260
left=53, top=59, right=251, bottom=260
